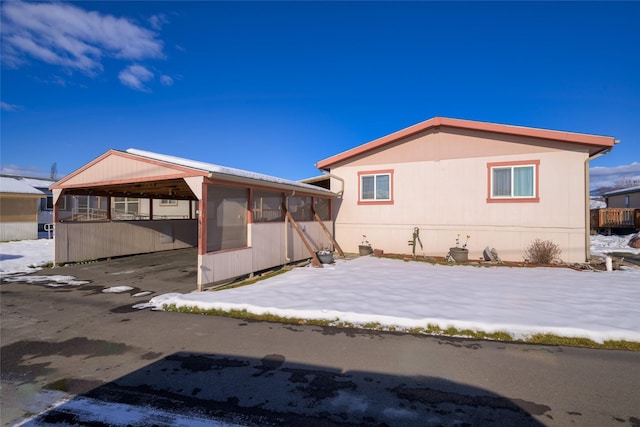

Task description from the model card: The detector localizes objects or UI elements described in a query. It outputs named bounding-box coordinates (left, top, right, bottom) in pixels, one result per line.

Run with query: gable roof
left=316, top=117, right=617, bottom=170
left=0, top=176, right=47, bottom=196
left=126, top=149, right=331, bottom=194
left=19, top=177, right=56, bottom=189
left=51, top=148, right=333, bottom=199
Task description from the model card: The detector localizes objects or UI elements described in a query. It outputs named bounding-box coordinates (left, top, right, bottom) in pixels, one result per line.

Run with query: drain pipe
left=585, top=146, right=615, bottom=261
left=284, top=191, right=295, bottom=263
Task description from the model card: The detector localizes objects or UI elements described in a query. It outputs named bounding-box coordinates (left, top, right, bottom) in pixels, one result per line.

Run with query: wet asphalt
left=1, top=248, right=639, bottom=426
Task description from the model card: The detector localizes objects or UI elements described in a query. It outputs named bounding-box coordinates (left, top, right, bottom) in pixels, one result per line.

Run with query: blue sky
left=1, top=1, right=639, bottom=190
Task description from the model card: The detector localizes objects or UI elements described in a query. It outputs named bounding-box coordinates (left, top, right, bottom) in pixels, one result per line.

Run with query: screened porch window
left=488, top=161, right=539, bottom=202
left=206, top=185, right=248, bottom=252
left=58, top=195, right=106, bottom=221
left=252, top=190, right=283, bottom=222
left=288, top=195, right=313, bottom=221
left=314, top=197, right=331, bottom=221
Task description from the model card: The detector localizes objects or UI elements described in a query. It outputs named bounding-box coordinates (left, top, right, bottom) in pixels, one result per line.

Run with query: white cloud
left=159, top=74, right=174, bottom=86
left=1, top=1, right=165, bottom=87
left=148, top=14, right=168, bottom=31
left=590, top=162, right=640, bottom=190
left=118, top=64, right=154, bottom=92
left=0, top=164, right=49, bottom=178
left=1, top=101, right=22, bottom=112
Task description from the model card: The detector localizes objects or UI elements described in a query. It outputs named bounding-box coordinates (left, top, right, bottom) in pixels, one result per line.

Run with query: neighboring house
left=591, top=186, right=640, bottom=233
left=0, top=176, right=50, bottom=241
left=315, top=117, right=616, bottom=263
left=19, top=177, right=56, bottom=231
left=50, top=149, right=337, bottom=289
left=603, top=186, right=640, bottom=208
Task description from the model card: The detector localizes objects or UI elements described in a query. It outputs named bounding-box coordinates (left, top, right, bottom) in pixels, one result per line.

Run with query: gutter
left=585, top=143, right=617, bottom=261
left=322, top=172, right=344, bottom=198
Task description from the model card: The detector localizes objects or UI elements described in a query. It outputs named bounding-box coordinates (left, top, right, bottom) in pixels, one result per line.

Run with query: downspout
left=284, top=191, right=295, bottom=263
left=585, top=146, right=615, bottom=262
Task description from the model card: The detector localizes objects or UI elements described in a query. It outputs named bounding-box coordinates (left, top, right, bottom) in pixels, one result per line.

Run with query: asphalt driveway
left=2, top=249, right=639, bottom=426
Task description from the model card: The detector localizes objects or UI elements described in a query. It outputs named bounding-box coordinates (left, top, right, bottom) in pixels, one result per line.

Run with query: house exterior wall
left=53, top=219, right=197, bottom=263
left=116, top=198, right=193, bottom=219
left=0, top=195, right=40, bottom=241
left=197, top=220, right=333, bottom=285
left=606, top=192, right=640, bottom=208
left=328, top=128, right=590, bottom=263
left=61, top=153, right=190, bottom=186
left=150, top=199, right=193, bottom=218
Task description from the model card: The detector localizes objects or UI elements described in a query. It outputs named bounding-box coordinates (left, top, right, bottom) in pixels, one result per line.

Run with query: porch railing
left=591, top=208, right=640, bottom=230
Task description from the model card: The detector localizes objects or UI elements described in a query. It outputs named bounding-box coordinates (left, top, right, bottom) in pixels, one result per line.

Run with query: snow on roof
left=603, top=185, right=640, bottom=197
left=125, top=148, right=333, bottom=194
left=20, top=177, right=55, bottom=189
left=0, top=176, right=47, bottom=195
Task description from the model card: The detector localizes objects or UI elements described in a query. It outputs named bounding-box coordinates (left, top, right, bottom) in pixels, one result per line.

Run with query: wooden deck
left=591, top=208, right=640, bottom=231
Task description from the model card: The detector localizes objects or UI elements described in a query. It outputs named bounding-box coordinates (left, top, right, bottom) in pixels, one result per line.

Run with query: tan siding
left=0, top=197, right=39, bottom=222
left=0, top=222, right=38, bottom=241
left=198, top=248, right=253, bottom=285
left=330, top=129, right=590, bottom=263
left=63, top=155, right=191, bottom=186
left=251, top=223, right=285, bottom=271
left=340, top=127, right=584, bottom=168
left=54, top=220, right=197, bottom=263
left=607, top=192, right=640, bottom=208
left=197, top=220, right=335, bottom=286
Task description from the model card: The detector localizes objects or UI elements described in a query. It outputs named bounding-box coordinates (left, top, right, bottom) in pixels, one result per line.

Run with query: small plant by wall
left=524, top=239, right=562, bottom=264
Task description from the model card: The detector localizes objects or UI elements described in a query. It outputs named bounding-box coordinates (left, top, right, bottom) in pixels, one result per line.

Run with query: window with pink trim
left=358, top=170, right=393, bottom=205
left=487, top=160, right=539, bottom=203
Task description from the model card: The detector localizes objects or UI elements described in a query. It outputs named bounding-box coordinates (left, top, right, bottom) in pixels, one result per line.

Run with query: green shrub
left=524, top=239, right=562, bottom=264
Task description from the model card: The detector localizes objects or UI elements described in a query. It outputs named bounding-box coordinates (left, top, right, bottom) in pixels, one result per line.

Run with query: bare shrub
left=524, top=239, right=562, bottom=264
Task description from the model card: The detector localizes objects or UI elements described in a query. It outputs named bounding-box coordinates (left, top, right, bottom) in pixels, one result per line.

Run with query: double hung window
left=487, top=160, right=539, bottom=202
left=358, top=170, right=393, bottom=204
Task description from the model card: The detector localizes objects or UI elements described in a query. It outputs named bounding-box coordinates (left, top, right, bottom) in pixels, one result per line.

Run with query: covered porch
left=50, top=149, right=339, bottom=290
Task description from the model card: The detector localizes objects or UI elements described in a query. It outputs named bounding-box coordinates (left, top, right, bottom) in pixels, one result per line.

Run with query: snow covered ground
left=3, top=235, right=639, bottom=426
left=2, top=235, right=639, bottom=344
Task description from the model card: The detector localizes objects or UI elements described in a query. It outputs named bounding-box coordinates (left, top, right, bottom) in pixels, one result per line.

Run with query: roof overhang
left=50, top=149, right=336, bottom=200
left=602, top=185, right=640, bottom=197
left=316, top=117, right=617, bottom=170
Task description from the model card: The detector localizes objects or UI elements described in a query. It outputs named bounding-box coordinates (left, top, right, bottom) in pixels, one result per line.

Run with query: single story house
left=315, top=117, right=617, bottom=263
left=50, top=149, right=338, bottom=290
left=0, top=175, right=52, bottom=241
left=24, top=177, right=56, bottom=231
left=603, top=186, right=640, bottom=209
left=590, top=185, right=640, bottom=233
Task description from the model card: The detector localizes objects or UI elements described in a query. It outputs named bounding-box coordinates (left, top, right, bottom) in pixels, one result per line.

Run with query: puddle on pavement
left=1, top=337, right=133, bottom=382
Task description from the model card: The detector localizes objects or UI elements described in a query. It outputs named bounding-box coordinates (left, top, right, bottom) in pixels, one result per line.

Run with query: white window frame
left=358, top=170, right=393, bottom=204
left=487, top=160, right=539, bottom=203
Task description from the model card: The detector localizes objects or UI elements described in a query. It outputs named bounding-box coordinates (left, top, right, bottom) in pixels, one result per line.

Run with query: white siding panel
left=198, top=248, right=253, bottom=284
left=54, top=220, right=197, bottom=264
left=0, top=222, right=38, bottom=241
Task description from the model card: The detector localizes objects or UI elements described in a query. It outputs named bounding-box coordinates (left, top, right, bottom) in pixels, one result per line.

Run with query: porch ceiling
left=60, top=178, right=196, bottom=200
